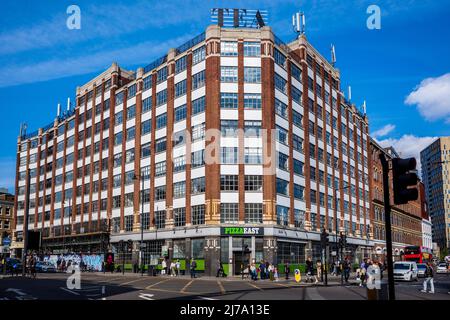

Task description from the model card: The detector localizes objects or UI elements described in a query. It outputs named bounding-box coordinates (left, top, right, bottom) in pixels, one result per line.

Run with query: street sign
left=2, top=238, right=11, bottom=246
left=294, top=269, right=301, bottom=283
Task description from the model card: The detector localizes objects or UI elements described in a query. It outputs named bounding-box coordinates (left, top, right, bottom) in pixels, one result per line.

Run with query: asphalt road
left=1, top=272, right=449, bottom=301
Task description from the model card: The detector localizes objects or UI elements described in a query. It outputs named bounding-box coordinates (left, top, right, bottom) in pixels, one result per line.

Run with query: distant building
left=370, top=138, right=424, bottom=260
left=0, top=190, right=14, bottom=256
left=420, top=137, right=450, bottom=253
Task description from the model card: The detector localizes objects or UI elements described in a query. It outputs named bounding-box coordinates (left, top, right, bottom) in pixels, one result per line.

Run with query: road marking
left=139, top=293, right=154, bottom=300
left=119, top=278, right=147, bottom=286
left=271, top=282, right=290, bottom=288
left=217, top=280, right=226, bottom=294
left=305, top=287, right=325, bottom=300
left=180, top=280, right=194, bottom=293
left=60, top=287, right=80, bottom=296
left=145, top=278, right=171, bottom=290
left=6, top=288, right=26, bottom=296
left=246, top=281, right=264, bottom=291
left=197, top=296, right=217, bottom=300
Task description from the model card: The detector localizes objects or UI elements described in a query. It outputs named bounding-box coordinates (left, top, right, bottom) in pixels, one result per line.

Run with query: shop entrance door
left=233, top=250, right=251, bottom=275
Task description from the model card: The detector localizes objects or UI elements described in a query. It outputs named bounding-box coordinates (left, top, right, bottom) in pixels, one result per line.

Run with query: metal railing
left=143, top=55, right=168, bottom=74
left=175, top=32, right=206, bottom=55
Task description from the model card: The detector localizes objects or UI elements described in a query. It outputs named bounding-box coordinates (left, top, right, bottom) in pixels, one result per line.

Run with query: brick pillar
left=133, top=68, right=144, bottom=231
left=238, top=40, right=245, bottom=223
left=185, top=53, right=193, bottom=226
left=205, top=30, right=221, bottom=224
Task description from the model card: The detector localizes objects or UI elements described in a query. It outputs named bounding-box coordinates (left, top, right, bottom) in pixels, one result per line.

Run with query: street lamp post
left=133, top=173, right=145, bottom=276
left=334, top=183, right=350, bottom=284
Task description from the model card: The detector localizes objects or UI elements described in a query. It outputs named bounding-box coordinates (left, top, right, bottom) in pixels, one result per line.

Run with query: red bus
left=403, top=246, right=432, bottom=263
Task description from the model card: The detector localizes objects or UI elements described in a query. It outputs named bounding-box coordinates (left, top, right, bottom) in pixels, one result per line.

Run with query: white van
left=393, top=261, right=418, bottom=281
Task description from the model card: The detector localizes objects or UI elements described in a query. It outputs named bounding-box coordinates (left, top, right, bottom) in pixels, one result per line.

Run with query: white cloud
left=405, top=73, right=450, bottom=123
left=372, top=124, right=396, bottom=138
left=0, top=35, right=192, bottom=87
left=0, top=157, right=16, bottom=193
left=376, top=134, right=437, bottom=175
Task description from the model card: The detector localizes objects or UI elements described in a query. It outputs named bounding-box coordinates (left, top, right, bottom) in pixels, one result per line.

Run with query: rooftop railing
left=143, top=55, right=167, bottom=74
left=175, top=32, right=206, bottom=56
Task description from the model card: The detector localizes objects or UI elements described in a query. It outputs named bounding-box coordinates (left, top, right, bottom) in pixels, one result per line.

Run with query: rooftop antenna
left=67, top=97, right=71, bottom=111
left=331, top=44, right=336, bottom=67
left=57, top=103, right=61, bottom=117
left=363, top=100, right=367, bottom=115
left=292, top=11, right=306, bottom=38
left=348, top=86, right=352, bottom=103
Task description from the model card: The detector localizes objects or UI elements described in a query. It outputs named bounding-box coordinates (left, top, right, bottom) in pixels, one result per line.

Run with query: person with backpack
left=305, top=257, right=318, bottom=284
left=190, top=258, right=197, bottom=278
left=421, top=261, right=434, bottom=294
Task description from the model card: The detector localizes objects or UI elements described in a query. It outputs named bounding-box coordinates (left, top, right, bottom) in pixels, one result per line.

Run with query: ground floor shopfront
left=110, top=225, right=375, bottom=276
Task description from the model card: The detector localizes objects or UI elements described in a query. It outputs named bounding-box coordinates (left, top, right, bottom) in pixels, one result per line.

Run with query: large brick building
left=421, top=136, right=450, bottom=253
left=370, top=139, right=425, bottom=260
left=0, top=189, right=14, bottom=255
left=14, top=20, right=374, bottom=275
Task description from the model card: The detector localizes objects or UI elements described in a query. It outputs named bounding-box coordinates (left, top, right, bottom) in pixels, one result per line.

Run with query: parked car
left=436, top=263, right=449, bottom=274
left=417, top=263, right=427, bottom=277
left=5, top=258, right=23, bottom=274
left=35, top=261, right=56, bottom=273
left=393, top=261, right=418, bottom=281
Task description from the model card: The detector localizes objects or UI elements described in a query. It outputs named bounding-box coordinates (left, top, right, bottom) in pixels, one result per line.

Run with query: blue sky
left=0, top=0, right=449, bottom=192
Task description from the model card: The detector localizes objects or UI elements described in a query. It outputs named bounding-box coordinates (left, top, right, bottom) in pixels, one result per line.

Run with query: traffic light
left=321, top=229, right=329, bottom=248
left=339, top=232, right=346, bottom=248
left=392, top=157, right=419, bottom=205
left=127, top=239, right=133, bottom=252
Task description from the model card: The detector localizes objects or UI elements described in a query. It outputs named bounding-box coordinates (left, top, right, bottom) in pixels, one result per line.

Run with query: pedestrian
left=265, top=261, right=270, bottom=280
left=343, top=258, right=351, bottom=283
left=161, top=259, right=167, bottom=275
left=175, top=259, right=180, bottom=277
left=190, top=258, right=197, bottom=278
left=30, top=256, right=37, bottom=279
left=170, top=261, right=176, bottom=276
left=215, top=259, right=222, bottom=277
left=250, top=263, right=257, bottom=281
left=305, top=257, right=318, bottom=283
left=259, top=261, right=265, bottom=280
left=274, top=266, right=279, bottom=281
left=268, top=264, right=274, bottom=281
left=316, top=260, right=322, bottom=282
left=421, top=261, right=434, bottom=294
left=285, top=262, right=290, bottom=280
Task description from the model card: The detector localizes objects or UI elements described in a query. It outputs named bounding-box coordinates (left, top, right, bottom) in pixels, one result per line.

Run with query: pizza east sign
left=221, top=227, right=264, bottom=236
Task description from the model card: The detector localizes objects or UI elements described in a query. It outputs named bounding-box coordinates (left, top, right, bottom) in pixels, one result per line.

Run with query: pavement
left=1, top=271, right=449, bottom=300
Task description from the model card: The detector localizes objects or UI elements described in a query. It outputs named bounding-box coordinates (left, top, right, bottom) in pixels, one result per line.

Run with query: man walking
left=421, top=261, right=434, bottom=294
left=190, top=258, right=197, bottom=278
left=285, top=262, right=290, bottom=280
left=343, top=258, right=351, bottom=283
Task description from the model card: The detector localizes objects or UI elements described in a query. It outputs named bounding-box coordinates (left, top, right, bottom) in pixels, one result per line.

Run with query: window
left=244, top=120, right=261, bottom=137
left=291, top=86, right=302, bottom=105
left=155, top=210, right=166, bottom=229
left=125, top=148, right=135, bottom=163
left=277, top=205, right=289, bottom=226
left=244, top=67, right=261, bottom=83
left=221, top=175, right=238, bottom=191
left=192, top=46, right=205, bottom=65
left=273, top=46, right=288, bottom=65
left=113, top=174, right=121, bottom=188
left=221, top=41, right=238, bottom=56
left=128, top=84, right=137, bottom=99
left=244, top=41, right=260, bottom=56
left=191, top=177, right=205, bottom=194
left=293, top=159, right=304, bottom=176
left=276, top=178, right=289, bottom=196
left=221, top=66, right=238, bottom=82
left=220, top=93, right=238, bottom=109
left=278, top=152, right=289, bottom=170
left=155, top=138, right=166, bottom=153
left=155, top=161, right=166, bottom=176
left=192, top=123, right=205, bottom=141
left=156, top=89, right=167, bottom=106
left=291, top=63, right=302, bottom=82
left=175, top=79, right=187, bottom=97
left=275, top=74, right=287, bottom=94
left=294, top=184, right=304, bottom=200
left=113, top=153, right=122, bottom=167
left=173, top=181, right=186, bottom=198
left=293, top=135, right=303, bottom=153
left=173, top=155, right=186, bottom=172
left=175, top=104, right=187, bottom=121
left=192, top=70, right=206, bottom=90
left=245, top=203, right=262, bottom=223
left=141, top=165, right=151, bottom=180
left=127, top=104, right=136, bottom=120
left=276, top=126, right=288, bottom=145
left=141, top=119, right=151, bottom=136
left=175, top=56, right=187, bottom=73
left=245, top=147, right=262, bottom=164
left=191, top=150, right=205, bottom=168
left=192, top=96, right=205, bottom=115
left=245, top=175, right=262, bottom=191
left=221, top=120, right=238, bottom=137
left=275, top=98, right=287, bottom=118
left=155, top=186, right=166, bottom=201
left=243, top=93, right=261, bottom=109
left=142, top=97, right=152, bottom=113
left=115, top=111, right=123, bottom=126
left=126, top=126, right=135, bottom=141
left=173, top=130, right=186, bottom=146
left=114, top=132, right=123, bottom=145
left=143, top=76, right=152, bottom=91
left=221, top=147, right=238, bottom=164
left=156, top=113, right=167, bottom=129
left=174, top=208, right=186, bottom=227
left=116, top=92, right=124, bottom=105
left=221, top=203, right=239, bottom=223
left=191, top=205, right=205, bottom=225
left=157, top=66, right=168, bottom=83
